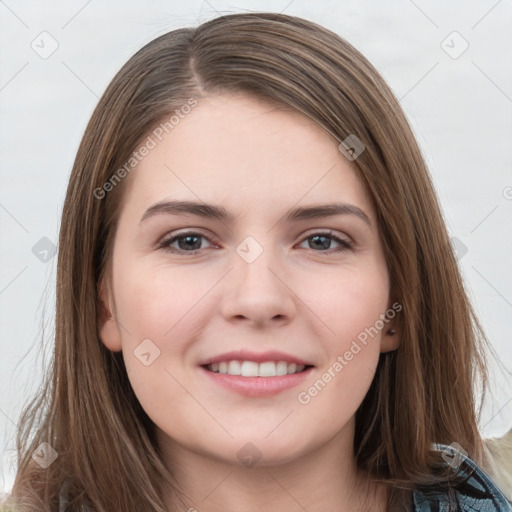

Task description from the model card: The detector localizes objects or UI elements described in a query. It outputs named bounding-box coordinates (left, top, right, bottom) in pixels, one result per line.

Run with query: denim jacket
left=413, top=443, right=512, bottom=511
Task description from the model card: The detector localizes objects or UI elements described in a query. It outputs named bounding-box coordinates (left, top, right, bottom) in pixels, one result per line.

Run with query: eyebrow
left=140, top=200, right=372, bottom=227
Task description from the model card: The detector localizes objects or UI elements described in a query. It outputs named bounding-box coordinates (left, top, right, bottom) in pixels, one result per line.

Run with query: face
left=99, top=93, right=399, bottom=468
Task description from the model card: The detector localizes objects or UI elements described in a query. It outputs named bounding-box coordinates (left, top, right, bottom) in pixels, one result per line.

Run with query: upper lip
left=199, top=349, right=314, bottom=366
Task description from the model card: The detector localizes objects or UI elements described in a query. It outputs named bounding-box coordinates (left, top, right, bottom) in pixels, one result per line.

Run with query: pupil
left=311, top=235, right=330, bottom=250
left=179, top=235, right=201, bottom=250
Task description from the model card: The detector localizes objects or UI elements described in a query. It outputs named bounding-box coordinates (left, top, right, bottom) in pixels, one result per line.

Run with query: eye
left=158, top=229, right=353, bottom=255
left=158, top=231, right=215, bottom=255
left=297, top=231, right=353, bottom=253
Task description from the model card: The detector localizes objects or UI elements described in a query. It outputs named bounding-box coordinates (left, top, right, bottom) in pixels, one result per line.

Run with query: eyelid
left=160, top=227, right=215, bottom=240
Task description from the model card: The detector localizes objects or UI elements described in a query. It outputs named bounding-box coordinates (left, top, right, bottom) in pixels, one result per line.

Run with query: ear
left=380, top=325, right=400, bottom=353
left=97, top=277, right=122, bottom=352
left=379, top=303, right=401, bottom=353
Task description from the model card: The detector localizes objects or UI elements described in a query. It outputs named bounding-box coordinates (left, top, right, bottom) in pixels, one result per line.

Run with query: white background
left=1, top=0, right=511, bottom=496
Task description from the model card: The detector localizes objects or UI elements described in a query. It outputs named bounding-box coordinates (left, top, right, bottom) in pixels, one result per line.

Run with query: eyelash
left=157, top=230, right=353, bottom=255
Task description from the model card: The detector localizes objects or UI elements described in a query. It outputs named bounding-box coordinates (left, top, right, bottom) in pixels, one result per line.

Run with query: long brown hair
left=4, top=11, right=490, bottom=511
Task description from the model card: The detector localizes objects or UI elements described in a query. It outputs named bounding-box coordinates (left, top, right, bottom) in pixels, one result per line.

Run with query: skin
left=99, top=93, right=400, bottom=512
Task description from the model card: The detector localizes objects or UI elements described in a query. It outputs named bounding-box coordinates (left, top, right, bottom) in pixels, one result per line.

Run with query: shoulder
left=412, top=443, right=512, bottom=511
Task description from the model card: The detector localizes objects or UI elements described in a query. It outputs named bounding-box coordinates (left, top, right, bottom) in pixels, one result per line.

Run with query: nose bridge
left=220, top=235, right=295, bottom=323
left=235, top=236, right=285, bottom=296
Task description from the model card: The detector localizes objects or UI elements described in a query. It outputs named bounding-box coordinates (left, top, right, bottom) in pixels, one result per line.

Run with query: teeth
left=228, top=360, right=241, bottom=375
left=206, top=360, right=306, bottom=377
left=276, top=361, right=288, bottom=376
left=258, top=361, right=276, bottom=377
left=241, top=361, right=259, bottom=377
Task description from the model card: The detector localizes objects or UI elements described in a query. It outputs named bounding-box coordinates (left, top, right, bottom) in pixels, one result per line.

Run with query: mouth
left=199, top=359, right=315, bottom=397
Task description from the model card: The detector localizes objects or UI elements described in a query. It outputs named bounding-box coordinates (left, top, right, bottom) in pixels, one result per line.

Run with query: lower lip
left=199, top=365, right=314, bottom=397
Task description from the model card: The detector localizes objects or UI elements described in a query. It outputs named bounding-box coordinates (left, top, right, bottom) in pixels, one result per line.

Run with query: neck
left=157, top=425, right=388, bottom=512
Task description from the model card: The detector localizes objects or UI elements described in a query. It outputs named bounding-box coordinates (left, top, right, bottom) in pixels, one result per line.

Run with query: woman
left=4, top=12, right=511, bottom=512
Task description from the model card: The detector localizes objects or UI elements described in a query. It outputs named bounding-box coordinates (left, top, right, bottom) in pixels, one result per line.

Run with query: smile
left=200, top=363, right=314, bottom=397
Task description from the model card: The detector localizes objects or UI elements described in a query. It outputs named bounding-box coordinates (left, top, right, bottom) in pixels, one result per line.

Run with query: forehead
left=119, top=93, right=376, bottom=224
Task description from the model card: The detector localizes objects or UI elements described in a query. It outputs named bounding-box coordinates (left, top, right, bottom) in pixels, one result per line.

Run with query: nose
left=220, top=244, right=297, bottom=328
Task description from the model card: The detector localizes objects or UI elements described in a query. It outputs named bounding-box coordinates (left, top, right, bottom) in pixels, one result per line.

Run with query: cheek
left=296, top=271, right=387, bottom=411
left=307, top=263, right=389, bottom=345
left=114, top=260, right=210, bottom=342
left=113, top=264, right=206, bottom=418
left=298, top=263, right=388, bottom=396
left=297, top=347, right=379, bottom=431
